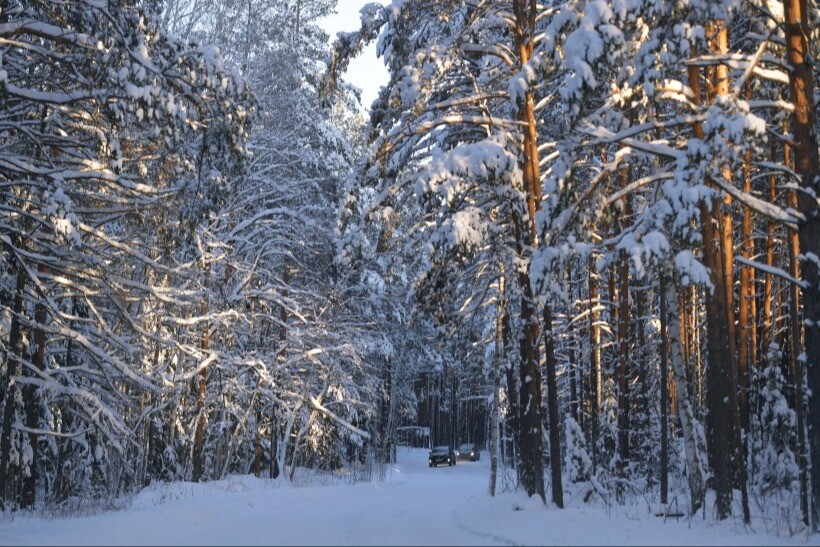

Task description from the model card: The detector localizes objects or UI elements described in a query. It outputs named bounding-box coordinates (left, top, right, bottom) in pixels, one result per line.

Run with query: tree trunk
left=690, top=31, right=745, bottom=518
left=665, top=278, right=705, bottom=514
left=511, top=0, right=545, bottom=504
left=543, top=304, right=563, bottom=508
left=761, top=150, right=777, bottom=364
left=660, top=277, right=670, bottom=505
left=52, top=407, right=71, bottom=504
left=253, top=409, right=262, bottom=477
left=449, top=371, right=457, bottom=452
left=617, top=170, right=631, bottom=465
left=0, top=243, right=26, bottom=508
left=702, top=184, right=742, bottom=503
left=269, top=406, right=280, bottom=479
left=269, top=259, right=290, bottom=480
left=21, top=260, right=49, bottom=509
left=55, top=317, right=76, bottom=500
left=738, top=152, right=753, bottom=433
left=502, top=312, right=519, bottom=472
left=569, top=347, right=578, bottom=424
left=489, top=274, right=504, bottom=496
left=783, top=0, right=820, bottom=530
left=192, top=266, right=211, bottom=483
left=635, top=283, right=649, bottom=462
left=517, top=283, right=545, bottom=502
left=588, top=258, right=601, bottom=469
left=786, top=142, right=810, bottom=525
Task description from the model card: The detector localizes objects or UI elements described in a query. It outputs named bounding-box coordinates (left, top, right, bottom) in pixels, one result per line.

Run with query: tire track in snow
left=450, top=507, right=521, bottom=546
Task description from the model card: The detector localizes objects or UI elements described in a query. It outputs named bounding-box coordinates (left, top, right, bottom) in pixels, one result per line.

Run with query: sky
left=318, top=0, right=389, bottom=111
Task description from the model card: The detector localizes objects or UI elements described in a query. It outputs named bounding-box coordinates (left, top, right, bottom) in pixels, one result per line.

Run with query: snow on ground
left=0, top=448, right=817, bottom=546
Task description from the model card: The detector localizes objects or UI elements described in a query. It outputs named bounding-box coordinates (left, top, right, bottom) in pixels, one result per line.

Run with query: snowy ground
left=0, top=447, right=816, bottom=546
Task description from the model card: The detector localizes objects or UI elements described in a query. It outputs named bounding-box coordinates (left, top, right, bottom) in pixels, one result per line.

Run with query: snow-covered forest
left=0, top=0, right=819, bottom=543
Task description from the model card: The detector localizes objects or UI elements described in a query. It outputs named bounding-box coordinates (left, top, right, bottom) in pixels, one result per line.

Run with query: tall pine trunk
left=659, top=277, right=670, bottom=505
left=738, top=153, right=753, bottom=433
left=489, top=273, right=505, bottom=496
left=617, top=243, right=630, bottom=466
left=785, top=142, right=810, bottom=525
left=761, top=147, right=777, bottom=364
left=511, top=0, right=547, bottom=504
left=588, top=258, right=601, bottom=470
left=782, top=0, right=820, bottom=530
left=690, top=30, right=745, bottom=519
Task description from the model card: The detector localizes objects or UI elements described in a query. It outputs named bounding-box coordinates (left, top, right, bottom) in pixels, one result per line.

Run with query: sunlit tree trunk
left=511, top=0, right=548, bottom=504
left=761, top=147, right=777, bottom=364
left=587, top=257, right=601, bottom=469
left=690, top=29, right=745, bottom=518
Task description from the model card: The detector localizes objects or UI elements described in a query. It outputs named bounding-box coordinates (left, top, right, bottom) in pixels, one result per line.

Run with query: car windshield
left=431, top=446, right=449, bottom=454
left=459, top=444, right=475, bottom=451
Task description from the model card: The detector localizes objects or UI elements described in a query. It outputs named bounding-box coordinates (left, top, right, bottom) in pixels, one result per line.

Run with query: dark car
left=428, top=445, right=456, bottom=467
left=455, top=443, right=480, bottom=461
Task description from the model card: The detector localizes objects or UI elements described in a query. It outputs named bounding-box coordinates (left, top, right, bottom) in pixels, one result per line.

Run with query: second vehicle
left=455, top=443, right=480, bottom=461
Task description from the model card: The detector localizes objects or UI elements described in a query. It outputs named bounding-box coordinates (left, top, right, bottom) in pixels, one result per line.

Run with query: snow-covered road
left=0, top=448, right=814, bottom=546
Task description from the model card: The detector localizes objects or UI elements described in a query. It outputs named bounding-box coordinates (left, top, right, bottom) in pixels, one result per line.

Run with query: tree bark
left=690, top=30, right=745, bottom=519
left=192, top=266, right=211, bottom=483
left=665, top=278, right=705, bottom=514
left=761, top=150, right=777, bottom=364
left=783, top=0, right=820, bottom=530
left=635, top=283, right=649, bottom=461
left=502, top=312, right=520, bottom=473
left=660, top=277, right=670, bottom=505
left=269, top=405, right=280, bottom=479
left=489, top=273, right=504, bottom=496
left=0, top=241, right=26, bottom=508
left=616, top=166, right=631, bottom=465
left=588, top=258, right=601, bottom=469
left=738, top=152, right=753, bottom=433
left=516, top=282, right=545, bottom=502
left=543, top=304, right=563, bottom=508
left=21, top=260, right=49, bottom=509
left=511, top=0, right=546, bottom=504
left=270, top=259, right=290, bottom=480
left=786, top=142, right=810, bottom=525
